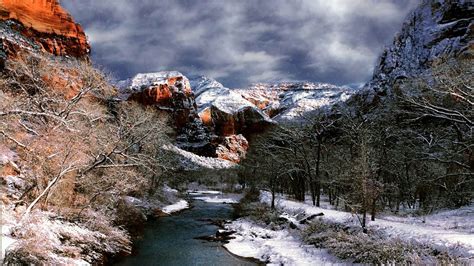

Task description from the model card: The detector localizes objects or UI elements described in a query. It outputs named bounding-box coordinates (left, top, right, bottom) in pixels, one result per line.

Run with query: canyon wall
left=0, top=0, right=89, bottom=58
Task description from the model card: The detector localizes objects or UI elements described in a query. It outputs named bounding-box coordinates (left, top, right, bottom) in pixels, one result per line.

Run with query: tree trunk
left=298, top=173, right=306, bottom=202
left=271, top=178, right=276, bottom=210
left=328, top=189, right=332, bottom=205
left=271, top=189, right=275, bottom=210
left=315, top=140, right=322, bottom=207
left=23, top=166, right=75, bottom=219
left=316, top=182, right=321, bottom=207
left=362, top=209, right=367, bottom=233
left=371, top=198, right=376, bottom=221
left=309, top=174, right=316, bottom=206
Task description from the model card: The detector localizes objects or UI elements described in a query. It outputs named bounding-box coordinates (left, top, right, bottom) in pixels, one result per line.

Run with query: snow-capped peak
left=118, top=71, right=188, bottom=92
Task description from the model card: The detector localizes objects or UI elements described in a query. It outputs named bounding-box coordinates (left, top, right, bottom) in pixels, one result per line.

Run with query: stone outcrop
left=192, top=76, right=272, bottom=137
left=215, top=134, right=249, bottom=163
left=0, top=0, right=90, bottom=58
left=369, top=0, right=473, bottom=94
left=341, top=0, right=473, bottom=113
left=210, top=103, right=273, bottom=136
left=122, top=72, right=195, bottom=128
left=118, top=72, right=216, bottom=156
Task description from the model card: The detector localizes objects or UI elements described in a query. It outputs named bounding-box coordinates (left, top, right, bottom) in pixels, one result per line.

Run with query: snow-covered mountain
left=340, top=0, right=473, bottom=114
left=369, top=0, right=473, bottom=94
left=118, top=73, right=354, bottom=163
left=190, top=76, right=355, bottom=123
left=118, top=1, right=473, bottom=164
left=235, top=82, right=354, bottom=122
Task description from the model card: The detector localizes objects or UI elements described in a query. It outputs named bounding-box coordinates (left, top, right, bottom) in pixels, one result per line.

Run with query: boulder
left=216, top=134, right=249, bottom=163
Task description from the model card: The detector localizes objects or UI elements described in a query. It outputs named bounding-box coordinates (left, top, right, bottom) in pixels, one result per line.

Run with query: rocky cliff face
left=236, top=82, right=354, bottom=122
left=121, top=73, right=353, bottom=162
left=189, top=76, right=353, bottom=162
left=343, top=0, right=473, bottom=113
left=120, top=72, right=195, bottom=127
left=191, top=76, right=273, bottom=137
left=369, top=0, right=473, bottom=93
left=192, top=76, right=354, bottom=124
left=118, top=72, right=216, bottom=157
left=0, top=0, right=89, bottom=60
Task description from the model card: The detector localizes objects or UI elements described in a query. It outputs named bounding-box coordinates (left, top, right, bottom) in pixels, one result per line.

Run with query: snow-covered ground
left=380, top=204, right=474, bottom=234
left=194, top=196, right=238, bottom=204
left=160, top=185, right=189, bottom=214
left=225, top=219, right=342, bottom=265
left=188, top=190, right=240, bottom=204
left=163, top=184, right=179, bottom=194
left=187, top=190, right=222, bottom=196
left=162, top=200, right=189, bottom=214
left=163, top=144, right=236, bottom=170
left=260, top=191, right=474, bottom=254
left=1, top=226, right=16, bottom=263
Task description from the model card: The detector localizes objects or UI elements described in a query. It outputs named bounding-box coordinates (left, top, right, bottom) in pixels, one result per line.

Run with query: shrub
left=302, top=219, right=461, bottom=264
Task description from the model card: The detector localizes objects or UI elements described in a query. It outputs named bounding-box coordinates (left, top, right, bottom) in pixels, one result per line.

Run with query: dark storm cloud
left=62, top=0, right=418, bottom=88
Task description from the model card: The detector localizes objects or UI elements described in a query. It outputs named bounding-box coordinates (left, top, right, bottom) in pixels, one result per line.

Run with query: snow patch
left=212, top=91, right=256, bottom=114
left=187, top=190, right=222, bottom=196
left=260, top=191, right=474, bottom=252
left=118, top=71, right=185, bottom=91
left=162, top=200, right=189, bottom=214
left=163, top=184, right=179, bottom=194
left=189, top=75, right=226, bottom=97
left=194, top=196, right=238, bottom=204
left=163, top=144, right=236, bottom=170
left=1, top=234, right=16, bottom=263
left=224, top=218, right=341, bottom=265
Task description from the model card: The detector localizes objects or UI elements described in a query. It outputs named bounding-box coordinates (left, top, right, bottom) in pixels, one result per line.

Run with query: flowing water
left=115, top=199, right=257, bottom=266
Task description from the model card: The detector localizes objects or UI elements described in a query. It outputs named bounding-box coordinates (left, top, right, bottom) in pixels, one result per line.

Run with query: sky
left=62, top=0, right=418, bottom=88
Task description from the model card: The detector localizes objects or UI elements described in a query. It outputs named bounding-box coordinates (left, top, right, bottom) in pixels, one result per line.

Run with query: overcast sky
left=62, top=0, right=418, bottom=88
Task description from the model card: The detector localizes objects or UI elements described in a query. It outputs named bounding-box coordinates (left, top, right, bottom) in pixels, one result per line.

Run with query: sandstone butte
left=0, top=0, right=90, bottom=57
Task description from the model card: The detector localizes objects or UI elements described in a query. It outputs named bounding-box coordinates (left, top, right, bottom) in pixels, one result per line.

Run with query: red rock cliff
left=0, top=0, right=90, bottom=57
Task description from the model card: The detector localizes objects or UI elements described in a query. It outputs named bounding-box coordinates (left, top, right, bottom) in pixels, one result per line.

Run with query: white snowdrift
left=194, top=196, right=238, bottom=204
left=260, top=191, right=474, bottom=253
left=163, top=184, right=179, bottom=194
left=187, top=190, right=222, bottom=196
left=224, top=219, right=340, bottom=265
left=162, top=200, right=189, bottom=214
left=163, top=144, right=236, bottom=170
left=1, top=231, right=16, bottom=263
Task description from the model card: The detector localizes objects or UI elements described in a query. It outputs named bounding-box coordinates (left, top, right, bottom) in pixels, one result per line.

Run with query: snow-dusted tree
left=397, top=58, right=473, bottom=208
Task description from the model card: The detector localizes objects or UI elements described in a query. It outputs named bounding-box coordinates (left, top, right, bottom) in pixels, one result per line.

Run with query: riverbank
left=0, top=184, right=192, bottom=265
left=222, top=190, right=473, bottom=265
left=225, top=218, right=341, bottom=265
left=115, top=191, right=256, bottom=265
left=222, top=190, right=344, bottom=265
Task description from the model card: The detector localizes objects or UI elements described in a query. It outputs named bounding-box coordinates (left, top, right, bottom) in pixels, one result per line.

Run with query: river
left=115, top=198, right=258, bottom=266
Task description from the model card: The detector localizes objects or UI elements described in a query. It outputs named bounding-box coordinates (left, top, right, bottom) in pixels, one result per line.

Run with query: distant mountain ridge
left=113, top=0, right=473, bottom=163
left=119, top=73, right=354, bottom=162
